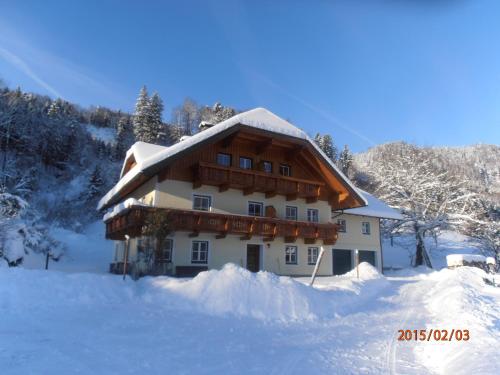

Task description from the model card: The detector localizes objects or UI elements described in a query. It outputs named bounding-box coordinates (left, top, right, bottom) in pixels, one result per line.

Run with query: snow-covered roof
left=337, top=190, right=403, bottom=220
left=120, top=141, right=168, bottom=178
left=99, top=107, right=367, bottom=210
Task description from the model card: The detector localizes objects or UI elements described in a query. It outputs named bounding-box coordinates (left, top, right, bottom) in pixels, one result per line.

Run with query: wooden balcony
left=105, top=206, right=339, bottom=245
left=192, top=162, right=324, bottom=202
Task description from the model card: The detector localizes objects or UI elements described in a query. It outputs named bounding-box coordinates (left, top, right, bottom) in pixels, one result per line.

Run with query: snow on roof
left=99, top=107, right=366, bottom=210
left=102, top=198, right=149, bottom=222
left=338, top=190, right=403, bottom=220
left=120, top=142, right=168, bottom=178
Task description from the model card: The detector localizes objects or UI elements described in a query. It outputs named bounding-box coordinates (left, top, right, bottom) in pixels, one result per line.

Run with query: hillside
left=355, top=143, right=500, bottom=201
left=352, top=142, right=500, bottom=263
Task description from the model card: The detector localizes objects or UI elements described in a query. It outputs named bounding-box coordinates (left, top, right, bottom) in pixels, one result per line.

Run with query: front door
left=332, top=249, right=352, bottom=275
left=246, top=245, right=260, bottom=272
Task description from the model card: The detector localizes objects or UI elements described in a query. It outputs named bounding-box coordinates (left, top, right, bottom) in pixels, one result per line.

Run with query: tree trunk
left=414, top=231, right=424, bottom=266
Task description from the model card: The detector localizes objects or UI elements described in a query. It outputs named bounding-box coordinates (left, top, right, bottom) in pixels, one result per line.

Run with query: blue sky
left=1, top=0, right=499, bottom=152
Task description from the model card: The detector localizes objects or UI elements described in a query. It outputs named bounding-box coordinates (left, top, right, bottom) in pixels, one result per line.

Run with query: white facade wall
left=113, top=179, right=383, bottom=275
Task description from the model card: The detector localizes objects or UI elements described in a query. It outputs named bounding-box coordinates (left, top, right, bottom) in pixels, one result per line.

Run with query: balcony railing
left=192, top=162, right=324, bottom=202
left=105, top=206, right=339, bottom=245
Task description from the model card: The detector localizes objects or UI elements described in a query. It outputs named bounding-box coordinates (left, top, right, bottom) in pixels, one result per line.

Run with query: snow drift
left=0, top=263, right=387, bottom=323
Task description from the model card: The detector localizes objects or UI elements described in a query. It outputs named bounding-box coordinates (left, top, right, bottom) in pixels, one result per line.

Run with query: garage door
left=332, top=249, right=352, bottom=275
left=359, top=250, right=376, bottom=267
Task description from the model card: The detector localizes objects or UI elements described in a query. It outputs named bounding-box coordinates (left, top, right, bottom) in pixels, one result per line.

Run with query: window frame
left=157, top=238, right=173, bottom=263
left=337, top=219, right=346, bottom=233
left=239, top=156, right=253, bottom=170
left=285, top=205, right=298, bottom=221
left=191, top=240, right=209, bottom=264
left=248, top=201, right=264, bottom=217
left=307, top=247, right=319, bottom=265
left=279, top=163, right=291, bottom=177
left=362, top=221, right=371, bottom=235
left=217, top=152, right=232, bottom=167
left=285, top=245, right=298, bottom=265
left=262, top=160, right=273, bottom=173
left=192, top=194, right=212, bottom=212
left=307, top=208, right=319, bottom=223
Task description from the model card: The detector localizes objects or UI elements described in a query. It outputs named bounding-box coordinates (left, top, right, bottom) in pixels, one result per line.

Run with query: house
left=99, top=107, right=400, bottom=277
left=330, top=190, right=403, bottom=275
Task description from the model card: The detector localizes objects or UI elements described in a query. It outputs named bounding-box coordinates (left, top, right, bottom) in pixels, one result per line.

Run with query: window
left=157, top=239, right=173, bottom=263
left=248, top=201, right=264, bottom=217
left=285, top=206, right=298, bottom=221
left=279, top=164, right=291, bottom=177
left=137, top=237, right=153, bottom=254
left=239, top=157, right=253, bottom=170
left=307, top=208, right=319, bottom=223
left=262, top=161, right=272, bottom=173
left=191, top=241, right=209, bottom=264
left=362, top=222, right=371, bottom=235
left=217, top=153, right=232, bottom=167
left=337, top=219, right=346, bottom=232
left=308, top=247, right=319, bottom=265
left=285, top=246, right=298, bottom=264
left=193, top=194, right=211, bottom=211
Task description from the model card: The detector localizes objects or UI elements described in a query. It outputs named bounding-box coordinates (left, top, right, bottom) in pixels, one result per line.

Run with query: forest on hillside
left=0, top=82, right=498, bottom=267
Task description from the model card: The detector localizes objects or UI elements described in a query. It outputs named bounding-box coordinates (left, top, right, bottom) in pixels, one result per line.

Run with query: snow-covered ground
left=382, top=230, right=485, bottom=270
left=23, top=221, right=113, bottom=274
left=0, top=262, right=498, bottom=374
left=2, top=226, right=499, bottom=374
left=85, top=124, right=116, bottom=144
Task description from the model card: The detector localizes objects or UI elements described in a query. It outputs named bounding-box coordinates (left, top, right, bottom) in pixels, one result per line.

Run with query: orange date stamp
left=398, top=329, right=470, bottom=342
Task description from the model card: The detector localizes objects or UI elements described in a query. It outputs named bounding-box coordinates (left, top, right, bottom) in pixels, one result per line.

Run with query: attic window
left=217, top=153, right=232, bottom=167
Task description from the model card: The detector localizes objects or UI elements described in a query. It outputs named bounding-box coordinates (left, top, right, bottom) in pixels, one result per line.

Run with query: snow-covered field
left=0, top=262, right=498, bottom=374
left=1, top=226, right=499, bottom=374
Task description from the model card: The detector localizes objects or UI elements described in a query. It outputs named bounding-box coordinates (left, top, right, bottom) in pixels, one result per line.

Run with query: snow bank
left=416, top=267, right=500, bottom=374
left=446, top=253, right=486, bottom=267
left=145, top=264, right=330, bottom=322
left=0, top=263, right=391, bottom=324
left=343, top=262, right=383, bottom=280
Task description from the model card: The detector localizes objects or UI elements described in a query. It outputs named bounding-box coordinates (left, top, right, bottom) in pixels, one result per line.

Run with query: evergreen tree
left=133, top=86, right=150, bottom=142
left=114, top=116, right=134, bottom=160
left=338, top=144, right=353, bottom=175
left=147, top=92, right=164, bottom=143
left=314, top=133, right=337, bottom=162
left=86, top=165, right=104, bottom=201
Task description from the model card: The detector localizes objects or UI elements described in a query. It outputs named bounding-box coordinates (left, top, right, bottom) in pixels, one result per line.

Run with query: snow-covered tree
left=314, top=133, right=337, bottom=162
left=338, top=145, right=353, bottom=175
left=132, top=87, right=164, bottom=144
left=86, top=165, right=104, bottom=201
left=114, top=116, right=134, bottom=160
left=133, top=86, right=151, bottom=142
left=369, top=143, right=481, bottom=267
left=172, top=98, right=199, bottom=136
left=148, top=92, right=165, bottom=143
